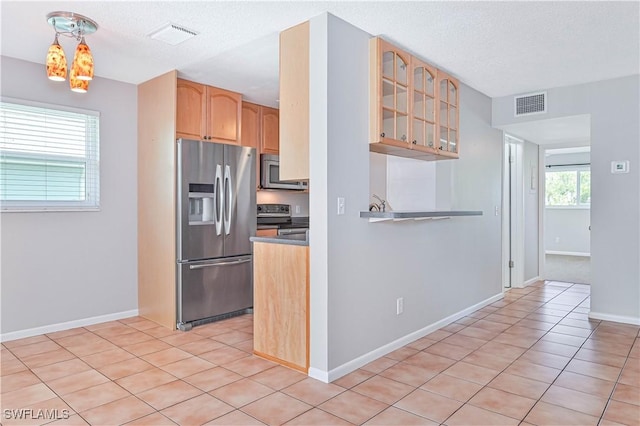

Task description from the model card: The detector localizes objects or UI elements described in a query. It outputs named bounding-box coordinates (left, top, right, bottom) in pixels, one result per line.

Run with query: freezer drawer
left=178, top=255, right=253, bottom=324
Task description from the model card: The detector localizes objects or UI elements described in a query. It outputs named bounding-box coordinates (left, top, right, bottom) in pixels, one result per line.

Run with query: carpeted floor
left=545, top=254, right=591, bottom=284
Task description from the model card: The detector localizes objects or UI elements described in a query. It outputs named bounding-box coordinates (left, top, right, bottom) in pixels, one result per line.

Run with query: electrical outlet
left=295, top=205, right=301, bottom=214
left=494, top=206, right=499, bottom=216
left=337, top=197, right=345, bottom=215
left=396, top=297, right=404, bottom=315
left=555, top=237, right=560, bottom=243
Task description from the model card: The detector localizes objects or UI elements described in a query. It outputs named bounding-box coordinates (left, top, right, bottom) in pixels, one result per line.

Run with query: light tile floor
left=2, top=281, right=639, bottom=425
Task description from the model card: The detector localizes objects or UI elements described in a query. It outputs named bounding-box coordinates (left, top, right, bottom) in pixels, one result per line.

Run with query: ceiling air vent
left=148, top=23, right=198, bottom=46
left=514, top=91, right=547, bottom=116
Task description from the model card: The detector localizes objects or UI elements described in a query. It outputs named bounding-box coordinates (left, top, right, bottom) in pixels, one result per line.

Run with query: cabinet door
left=176, top=79, right=206, bottom=140
left=261, top=107, right=279, bottom=154
left=206, top=87, right=241, bottom=144
left=411, top=59, right=437, bottom=152
left=242, top=102, right=262, bottom=188
left=256, top=228, right=278, bottom=237
left=375, top=39, right=411, bottom=147
left=241, top=102, right=260, bottom=149
left=253, top=242, right=308, bottom=372
left=436, top=72, right=459, bottom=156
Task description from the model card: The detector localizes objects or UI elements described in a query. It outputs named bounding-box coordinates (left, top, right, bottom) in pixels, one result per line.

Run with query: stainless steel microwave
left=261, top=154, right=308, bottom=190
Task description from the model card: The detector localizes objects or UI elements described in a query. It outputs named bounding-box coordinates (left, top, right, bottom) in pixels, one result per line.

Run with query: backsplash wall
left=257, top=190, right=310, bottom=217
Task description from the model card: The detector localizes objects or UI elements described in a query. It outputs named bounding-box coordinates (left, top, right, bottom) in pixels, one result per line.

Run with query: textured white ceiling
left=1, top=1, right=638, bottom=110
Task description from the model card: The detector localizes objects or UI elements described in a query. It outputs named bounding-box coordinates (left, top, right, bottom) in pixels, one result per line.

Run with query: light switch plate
left=337, top=197, right=345, bottom=215
left=611, top=161, right=629, bottom=174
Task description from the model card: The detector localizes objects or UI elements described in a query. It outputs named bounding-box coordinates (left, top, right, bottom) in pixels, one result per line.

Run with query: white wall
left=309, top=14, right=503, bottom=378
left=0, top=57, right=138, bottom=337
left=524, top=141, right=539, bottom=281
left=545, top=209, right=590, bottom=254
left=493, top=75, right=640, bottom=322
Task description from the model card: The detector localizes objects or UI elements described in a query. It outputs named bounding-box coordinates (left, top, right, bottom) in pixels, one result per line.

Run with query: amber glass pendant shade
left=72, top=37, right=94, bottom=81
left=46, top=34, right=67, bottom=81
left=69, top=67, right=89, bottom=93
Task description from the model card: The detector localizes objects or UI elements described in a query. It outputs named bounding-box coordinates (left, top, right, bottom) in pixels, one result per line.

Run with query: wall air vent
left=148, top=23, right=198, bottom=46
left=514, top=91, right=547, bottom=116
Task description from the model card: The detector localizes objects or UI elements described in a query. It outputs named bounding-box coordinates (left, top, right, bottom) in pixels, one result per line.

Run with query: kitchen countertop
left=250, top=230, right=309, bottom=246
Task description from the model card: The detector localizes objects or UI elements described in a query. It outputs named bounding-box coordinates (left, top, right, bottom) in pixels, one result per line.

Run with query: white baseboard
left=546, top=251, right=591, bottom=257
left=0, top=309, right=139, bottom=342
left=310, top=292, right=504, bottom=383
left=308, top=367, right=329, bottom=383
left=524, top=276, right=542, bottom=287
left=589, top=311, right=640, bottom=326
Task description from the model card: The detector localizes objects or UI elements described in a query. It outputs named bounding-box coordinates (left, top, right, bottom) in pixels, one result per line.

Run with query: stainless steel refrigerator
left=176, top=139, right=256, bottom=330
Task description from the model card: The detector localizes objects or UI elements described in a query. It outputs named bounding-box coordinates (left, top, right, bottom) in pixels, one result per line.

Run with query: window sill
left=545, top=206, right=590, bottom=210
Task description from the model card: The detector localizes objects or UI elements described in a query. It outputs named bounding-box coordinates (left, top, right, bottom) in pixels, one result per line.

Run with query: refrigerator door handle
left=189, top=258, right=251, bottom=269
left=224, top=164, right=233, bottom=236
left=214, top=164, right=223, bottom=236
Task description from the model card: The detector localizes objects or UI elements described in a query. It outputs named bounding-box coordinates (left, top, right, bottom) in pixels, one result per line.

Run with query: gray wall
left=1, top=57, right=138, bottom=334
left=309, top=14, right=503, bottom=374
left=545, top=209, right=591, bottom=254
left=493, top=75, right=640, bottom=320
left=524, top=141, right=539, bottom=281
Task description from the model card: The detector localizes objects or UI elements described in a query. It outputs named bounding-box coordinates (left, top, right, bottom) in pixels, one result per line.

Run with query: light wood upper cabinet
left=370, top=38, right=411, bottom=153
left=279, top=21, right=309, bottom=181
left=437, top=71, right=459, bottom=156
left=411, top=58, right=438, bottom=154
left=370, top=37, right=459, bottom=161
left=176, top=79, right=206, bottom=141
left=206, top=86, right=241, bottom=144
left=261, top=106, right=279, bottom=155
left=241, top=101, right=263, bottom=189
left=241, top=102, right=260, bottom=150
left=176, top=78, right=241, bottom=144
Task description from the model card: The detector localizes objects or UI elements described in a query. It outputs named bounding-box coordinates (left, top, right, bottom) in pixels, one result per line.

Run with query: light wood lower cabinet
left=255, top=228, right=278, bottom=237
left=253, top=242, right=309, bottom=373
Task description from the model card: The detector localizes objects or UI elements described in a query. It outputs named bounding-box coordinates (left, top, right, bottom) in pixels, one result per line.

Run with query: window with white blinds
left=0, top=99, right=100, bottom=211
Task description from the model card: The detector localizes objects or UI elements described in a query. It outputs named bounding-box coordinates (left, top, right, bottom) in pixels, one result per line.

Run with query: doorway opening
left=542, top=146, right=591, bottom=284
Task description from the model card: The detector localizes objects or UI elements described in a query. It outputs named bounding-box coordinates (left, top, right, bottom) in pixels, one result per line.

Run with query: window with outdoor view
left=545, top=168, right=590, bottom=207
left=0, top=99, right=100, bottom=211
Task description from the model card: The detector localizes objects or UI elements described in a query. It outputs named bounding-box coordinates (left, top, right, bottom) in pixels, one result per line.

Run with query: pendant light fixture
left=46, top=11, right=98, bottom=93
left=71, top=36, right=94, bottom=81
left=46, top=34, right=67, bottom=81
left=69, top=67, right=89, bottom=93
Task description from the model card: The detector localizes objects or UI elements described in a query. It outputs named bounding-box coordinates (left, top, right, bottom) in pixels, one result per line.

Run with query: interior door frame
left=502, top=134, right=525, bottom=288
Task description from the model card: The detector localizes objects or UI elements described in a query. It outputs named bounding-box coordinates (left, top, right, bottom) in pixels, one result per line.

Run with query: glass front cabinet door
left=437, top=71, right=459, bottom=156
left=411, top=58, right=438, bottom=154
left=370, top=37, right=460, bottom=160
left=370, top=38, right=412, bottom=153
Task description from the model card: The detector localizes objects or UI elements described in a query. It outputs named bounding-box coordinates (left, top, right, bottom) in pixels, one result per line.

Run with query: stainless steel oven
left=261, top=154, right=308, bottom=190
